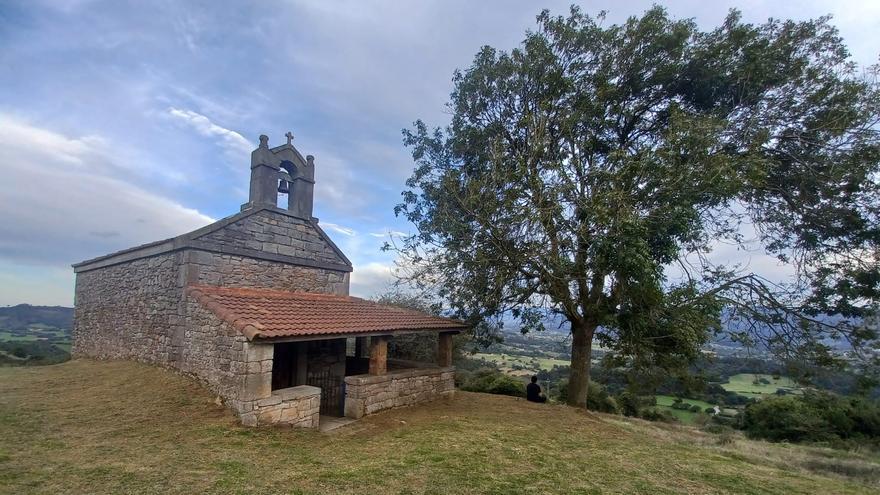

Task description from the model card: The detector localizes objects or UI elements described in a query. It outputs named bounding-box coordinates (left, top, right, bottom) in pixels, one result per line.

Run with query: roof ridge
left=188, top=284, right=365, bottom=301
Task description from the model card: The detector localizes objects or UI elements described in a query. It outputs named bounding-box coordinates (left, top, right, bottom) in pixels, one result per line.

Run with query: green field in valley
left=0, top=331, right=40, bottom=342
left=654, top=395, right=717, bottom=425
left=473, top=352, right=570, bottom=373
left=721, top=373, right=800, bottom=397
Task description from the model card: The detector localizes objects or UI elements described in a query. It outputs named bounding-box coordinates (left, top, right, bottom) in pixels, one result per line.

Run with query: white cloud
left=369, top=230, right=407, bottom=238
left=166, top=107, right=252, bottom=158
left=0, top=115, right=214, bottom=268
left=321, top=222, right=356, bottom=236
left=349, top=261, right=396, bottom=298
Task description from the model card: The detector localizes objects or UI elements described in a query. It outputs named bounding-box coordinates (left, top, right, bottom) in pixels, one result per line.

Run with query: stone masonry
left=72, top=133, right=461, bottom=428
left=72, top=203, right=351, bottom=428
left=344, top=366, right=456, bottom=419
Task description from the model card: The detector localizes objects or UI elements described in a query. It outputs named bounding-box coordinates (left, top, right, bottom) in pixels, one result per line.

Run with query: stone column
left=368, top=335, right=388, bottom=375
left=437, top=332, right=454, bottom=367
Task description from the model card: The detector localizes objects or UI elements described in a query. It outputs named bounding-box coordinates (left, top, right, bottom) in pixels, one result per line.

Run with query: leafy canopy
left=392, top=6, right=880, bottom=385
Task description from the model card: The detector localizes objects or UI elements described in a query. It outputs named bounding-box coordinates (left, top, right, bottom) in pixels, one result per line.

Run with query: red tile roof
left=186, top=285, right=468, bottom=341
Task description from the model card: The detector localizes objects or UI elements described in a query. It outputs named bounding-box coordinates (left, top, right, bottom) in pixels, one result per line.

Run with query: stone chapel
left=72, top=133, right=465, bottom=428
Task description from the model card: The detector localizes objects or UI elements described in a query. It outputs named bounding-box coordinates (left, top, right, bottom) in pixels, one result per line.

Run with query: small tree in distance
left=391, top=6, right=880, bottom=407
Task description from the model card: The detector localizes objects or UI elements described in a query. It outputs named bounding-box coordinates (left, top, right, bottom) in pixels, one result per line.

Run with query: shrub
left=553, top=380, right=619, bottom=414
left=617, top=391, right=655, bottom=417
left=690, top=404, right=702, bottom=413
left=586, top=381, right=619, bottom=414
left=459, top=368, right=525, bottom=397
left=743, top=391, right=880, bottom=445
left=705, top=407, right=716, bottom=414
left=640, top=408, right=676, bottom=423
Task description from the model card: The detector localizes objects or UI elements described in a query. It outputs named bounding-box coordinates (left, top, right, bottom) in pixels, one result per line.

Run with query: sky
left=0, top=0, right=878, bottom=307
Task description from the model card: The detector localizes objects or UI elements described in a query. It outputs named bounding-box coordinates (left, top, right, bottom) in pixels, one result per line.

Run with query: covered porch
left=185, top=285, right=466, bottom=427
left=269, top=332, right=458, bottom=419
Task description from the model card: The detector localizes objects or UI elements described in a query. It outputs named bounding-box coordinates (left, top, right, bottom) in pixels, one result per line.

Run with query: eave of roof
left=186, top=285, right=468, bottom=341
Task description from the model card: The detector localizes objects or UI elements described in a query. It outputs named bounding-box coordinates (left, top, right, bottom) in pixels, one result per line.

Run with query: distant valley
left=0, top=304, right=73, bottom=365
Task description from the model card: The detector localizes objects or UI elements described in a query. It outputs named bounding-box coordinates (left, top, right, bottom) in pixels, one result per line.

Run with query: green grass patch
left=473, top=352, right=570, bottom=372
left=0, top=361, right=876, bottom=494
left=721, top=373, right=800, bottom=397
left=0, top=331, right=39, bottom=342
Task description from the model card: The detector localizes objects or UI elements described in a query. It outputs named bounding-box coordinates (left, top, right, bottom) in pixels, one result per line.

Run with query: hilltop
left=0, top=361, right=877, bottom=494
left=0, top=305, right=73, bottom=331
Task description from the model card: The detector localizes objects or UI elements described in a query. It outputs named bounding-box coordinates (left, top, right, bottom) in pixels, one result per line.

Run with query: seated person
left=526, top=375, right=546, bottom=403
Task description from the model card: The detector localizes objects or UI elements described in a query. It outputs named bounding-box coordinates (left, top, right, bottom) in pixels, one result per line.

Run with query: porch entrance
left=307, top=368, right=344, bottom=416
left=271, top=340, right=347, bottom=417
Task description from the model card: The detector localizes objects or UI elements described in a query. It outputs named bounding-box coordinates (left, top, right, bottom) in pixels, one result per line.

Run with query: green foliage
left=372, top=290, right=473, bottom=363
left=743, top=391, right=880, bottom=444
left=459, top=368, right=526, bottom=397
left=616, top=391, right=656, bottom=417
left=394, top=4, right=880, bottom=406
left=556, top=380, right=619, bottom=413
left=0, top=341, right=69, bottom=366
left=639, top=408, right=677, bottom=423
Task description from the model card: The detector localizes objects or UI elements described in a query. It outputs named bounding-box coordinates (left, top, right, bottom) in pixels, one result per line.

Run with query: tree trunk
left=567, top=321, right=595, bottom=408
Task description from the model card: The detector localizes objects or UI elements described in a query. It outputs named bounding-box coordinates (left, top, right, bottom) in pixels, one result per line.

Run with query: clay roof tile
left=185, top=285, right=468, bottom=341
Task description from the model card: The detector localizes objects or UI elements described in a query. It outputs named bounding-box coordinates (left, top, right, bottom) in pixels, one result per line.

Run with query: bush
left=553, top=380, right=619, bottom=414
left=743, top=391, right=880, bottom=445
left=704, top=407, right=716, bottom=414
left=586, top=381, right=619, bottom=414
left=459, top=368, right=525, bottom=397
left=690, top=404, right=702, bottom=413
left=617, top=391, right=655, bottom=417
left=640, top=408, right=676, bottom=423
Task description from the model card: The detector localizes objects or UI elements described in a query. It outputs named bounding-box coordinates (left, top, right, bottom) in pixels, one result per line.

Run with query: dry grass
left=0, top=360, right=877, bottom=494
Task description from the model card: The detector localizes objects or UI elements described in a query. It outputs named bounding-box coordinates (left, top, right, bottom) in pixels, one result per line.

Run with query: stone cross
left=285, top=131, right=294, bottom=145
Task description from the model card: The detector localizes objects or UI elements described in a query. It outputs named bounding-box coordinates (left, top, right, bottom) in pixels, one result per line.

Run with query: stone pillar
left=368, top=336, right=388, bottom=375
left=241, top=342, right=273, bottom=400
left=437, top=332, right=454, bottom=367
left=244, top=135, right=281, bottom=210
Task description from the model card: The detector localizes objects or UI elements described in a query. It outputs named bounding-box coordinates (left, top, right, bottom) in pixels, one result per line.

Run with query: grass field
left=721, top=374, right=800, bottom=397
left=0, top=331, right=40, bottom=342
left=1, top=360, right=878, bottom=494
left=654, top=395, right=717, bottom=425
left=473, top=352, right=570, bottom=372
left=0, top=327, right=72, bottom=361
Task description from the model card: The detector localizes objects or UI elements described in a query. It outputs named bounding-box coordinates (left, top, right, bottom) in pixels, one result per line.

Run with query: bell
left=277, top=179, right=289, bottom=194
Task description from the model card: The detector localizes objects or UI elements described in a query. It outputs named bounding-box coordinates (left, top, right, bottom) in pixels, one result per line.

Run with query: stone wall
left=72, top=252, right=181, bottom=363
left=72, top=206, right=351, bottom=429
left=178, top=299, right=269, bottom=402
left=195, top=209, right=345, bottom=266
left=344, top=366, right=455, bottom=419
left=184, top=250, right=349, bottom=295
left=250, top=385, right=321, bottom=428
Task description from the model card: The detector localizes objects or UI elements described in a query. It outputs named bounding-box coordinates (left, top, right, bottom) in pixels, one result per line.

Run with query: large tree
left=392, top=6, right=880, bottom=406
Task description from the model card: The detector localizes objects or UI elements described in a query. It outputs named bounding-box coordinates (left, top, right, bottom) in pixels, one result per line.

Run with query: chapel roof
left=186, top=285, right=467, bottom=341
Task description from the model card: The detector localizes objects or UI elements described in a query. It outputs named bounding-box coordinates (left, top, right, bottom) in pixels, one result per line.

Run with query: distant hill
left=0, top=304, right=73, bottom=331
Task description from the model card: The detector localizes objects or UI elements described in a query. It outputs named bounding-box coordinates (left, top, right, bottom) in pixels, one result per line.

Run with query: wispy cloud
left=0, top=115, right=214, bottom=269
left=369, top=230, right=407, bottom=238
left=321, top=222, right=356, bottom=236
left=166, top=107, right=252, bottom=157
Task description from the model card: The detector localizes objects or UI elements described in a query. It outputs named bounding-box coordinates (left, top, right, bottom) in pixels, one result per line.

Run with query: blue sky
left=0, top=0, right=878, bottom=306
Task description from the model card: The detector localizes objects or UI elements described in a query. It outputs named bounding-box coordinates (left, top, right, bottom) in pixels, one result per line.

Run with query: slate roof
left=186, top=285, right=467, bottom=341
